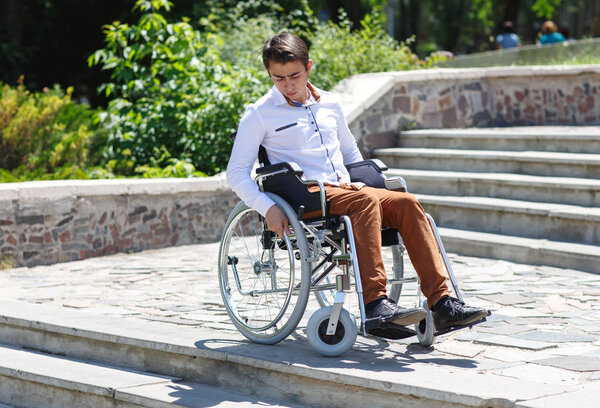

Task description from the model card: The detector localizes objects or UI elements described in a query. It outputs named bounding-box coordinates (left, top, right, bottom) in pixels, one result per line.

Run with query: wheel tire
left=307, top=306, right=357, bottom=357
left=415, top=299, right=436, bottom=346
left=218, top=194, right=311, bottom=345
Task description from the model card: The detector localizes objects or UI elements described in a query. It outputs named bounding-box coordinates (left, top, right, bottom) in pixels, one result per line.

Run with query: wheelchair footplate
left=363, top=316, right=417, bottom=340
left=433, top=311, right=491, bottom=337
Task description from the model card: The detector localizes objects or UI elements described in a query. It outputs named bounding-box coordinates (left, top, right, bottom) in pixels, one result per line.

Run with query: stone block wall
left=4, top=65, right=600, bottom=267
left=0, top=176, right=237, bottom=267
left=334, top=65, right=600, bottom=156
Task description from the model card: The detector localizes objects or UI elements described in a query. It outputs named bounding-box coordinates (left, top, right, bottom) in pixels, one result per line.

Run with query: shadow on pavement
left=194, top=334, right=479, bottom=372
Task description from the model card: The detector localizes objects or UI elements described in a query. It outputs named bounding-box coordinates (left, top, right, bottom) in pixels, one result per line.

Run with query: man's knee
left=386, top=191, right=421, bottom=210
left=348, top=190, right=381, bottom=217
left=352, top=189, right=379, bottom=207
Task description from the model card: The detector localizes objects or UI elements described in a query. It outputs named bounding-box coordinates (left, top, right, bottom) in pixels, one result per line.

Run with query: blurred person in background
left=495, top=21, right=521, bottom=49
left=540, top=20, right=566, bottom=45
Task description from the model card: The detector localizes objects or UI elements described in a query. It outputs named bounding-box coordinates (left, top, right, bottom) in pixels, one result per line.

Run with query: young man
left=227, top=32, right=489, bottom=336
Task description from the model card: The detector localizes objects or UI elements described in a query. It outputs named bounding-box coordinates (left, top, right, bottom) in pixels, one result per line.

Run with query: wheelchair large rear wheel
left=313, top=241, right=405, bottom=307
left=218, top=196, right=311, bottom=345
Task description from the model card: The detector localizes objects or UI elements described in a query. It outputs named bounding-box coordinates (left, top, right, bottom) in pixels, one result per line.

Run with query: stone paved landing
left=1, top=243, right=599, bottom=406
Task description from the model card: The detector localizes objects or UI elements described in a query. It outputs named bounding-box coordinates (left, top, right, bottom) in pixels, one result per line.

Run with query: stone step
left=0, top=300, right=575, bottom=408
left=415, top=194, right=600, bottom=245
left=0, top=344, right=304, bottom=408
left=398, top=126, right=600, bottom=153
left=437, top=227, right=600, bottom=274
left=375, top=147, right=600, bottom=178
left=385, top=168, right=600, bottom=207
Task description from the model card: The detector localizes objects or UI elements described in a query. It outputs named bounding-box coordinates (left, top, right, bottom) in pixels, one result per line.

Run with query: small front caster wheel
left=307, top=306, right=357, bottom=357
left=415, top=299, right=436, bottom=346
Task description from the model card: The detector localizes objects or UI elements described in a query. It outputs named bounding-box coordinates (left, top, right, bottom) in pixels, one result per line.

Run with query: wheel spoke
left=219, top=203, right=310, bottom=343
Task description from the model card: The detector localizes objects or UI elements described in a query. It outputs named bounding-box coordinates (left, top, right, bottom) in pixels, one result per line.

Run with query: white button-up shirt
left=226, top=84, right=363, bottom=216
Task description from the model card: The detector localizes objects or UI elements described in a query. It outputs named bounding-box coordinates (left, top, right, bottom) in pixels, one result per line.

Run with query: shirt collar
left=272, top=82, right=321, bottom=107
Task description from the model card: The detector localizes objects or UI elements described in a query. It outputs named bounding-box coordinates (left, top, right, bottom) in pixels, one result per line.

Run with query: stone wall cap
left=340, top=65, right=600, bottom=84
left=333, top=74, right=395, bottom=122
left=0, top=173, right=231, bottom=202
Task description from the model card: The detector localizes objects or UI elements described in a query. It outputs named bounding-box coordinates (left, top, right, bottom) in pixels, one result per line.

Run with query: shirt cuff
left=254, top=194, right=277, bottom=218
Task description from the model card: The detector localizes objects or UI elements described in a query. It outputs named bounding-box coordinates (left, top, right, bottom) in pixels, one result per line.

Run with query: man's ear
left=306, top=60, right=313, bottom=74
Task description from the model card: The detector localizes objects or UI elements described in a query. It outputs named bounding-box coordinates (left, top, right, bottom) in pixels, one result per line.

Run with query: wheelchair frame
left=218, top=158, right=464, bottom=356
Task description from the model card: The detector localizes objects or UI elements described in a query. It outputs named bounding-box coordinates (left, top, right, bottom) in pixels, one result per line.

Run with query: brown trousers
left=323, top=184, right=450, bottom=308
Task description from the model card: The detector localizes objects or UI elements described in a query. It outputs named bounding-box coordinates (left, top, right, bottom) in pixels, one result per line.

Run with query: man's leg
left=368, top=187, right=489, bottom=331
left=323, top=185, right=426, bottom=327
left=367, top=187, right=450, bottom=308
left=323, top=185, right=386, bottom=304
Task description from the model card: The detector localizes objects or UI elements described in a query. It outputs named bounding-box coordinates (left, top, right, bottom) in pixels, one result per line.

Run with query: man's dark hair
left=262, top=31, right=309, bottom=69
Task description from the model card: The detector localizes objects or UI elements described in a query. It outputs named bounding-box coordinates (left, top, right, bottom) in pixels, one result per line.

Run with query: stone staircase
left=0, top=300, right=308, bottom=408
left=5, top=297, right=597, bottom=408
left=375, top=126, right=600, bottom=274
left=1, top=299, right=533, bottom=408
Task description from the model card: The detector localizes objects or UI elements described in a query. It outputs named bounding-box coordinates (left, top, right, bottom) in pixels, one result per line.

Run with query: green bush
left=0, top=77, right=105, bottom=182
left=88, top=0, right=266, bottom=176
left=208, top=3, right=424, bottom=90
left=308, top=11, right=420, bottom=90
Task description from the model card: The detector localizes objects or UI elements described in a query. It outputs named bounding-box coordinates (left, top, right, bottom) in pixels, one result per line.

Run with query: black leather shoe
left=365, top=298, right=427, bottom=326
left=432, top=296, right=489, bottom=332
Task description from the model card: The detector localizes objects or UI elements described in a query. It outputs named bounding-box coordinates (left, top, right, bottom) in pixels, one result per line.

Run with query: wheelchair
left=218, top=146, right=466, bottom=357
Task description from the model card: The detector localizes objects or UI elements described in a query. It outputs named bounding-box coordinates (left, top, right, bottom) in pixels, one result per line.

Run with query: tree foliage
left=390, top=0, right=568, bottom=55
left=89, top=0, right=268, bottom=176
left=532, top=0, right=563, bottom=19
left=89, top=0, right=423, bottom=176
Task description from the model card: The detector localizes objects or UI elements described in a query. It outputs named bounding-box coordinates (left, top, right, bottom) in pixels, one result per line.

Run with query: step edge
left=385, top=168, right=600, bottom=187
left=437, top=227, right=600, bottom=257
left=374, top=148, right=600, bottom=163
left=416, top=194, right=600, bottom=220
left=0, top=344, right=178, bottom=398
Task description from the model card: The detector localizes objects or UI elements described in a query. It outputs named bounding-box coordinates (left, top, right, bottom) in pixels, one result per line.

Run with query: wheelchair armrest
left=346, top=159, right=388, bottom=189
left=384, top=176, right=407, bottom=192
left=346, top=159, right=407, bottom=192
left=346, top=159, right=388, bottom=172
left=255, top=161, right=303, bottom=178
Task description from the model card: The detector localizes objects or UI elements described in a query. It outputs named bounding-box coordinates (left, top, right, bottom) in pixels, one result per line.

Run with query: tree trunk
left=396, top=0, right=421, bottom=49
left=324, top=0, right=343, bottom=23
left=0, top=0, right=27, bottom=83
left=324, top=0, right=365, bottom=28
left=502, top=0, right=522, bottom=25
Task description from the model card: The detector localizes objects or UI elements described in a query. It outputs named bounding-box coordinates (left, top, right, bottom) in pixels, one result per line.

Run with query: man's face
left=267, top=59, right=312, bottom=104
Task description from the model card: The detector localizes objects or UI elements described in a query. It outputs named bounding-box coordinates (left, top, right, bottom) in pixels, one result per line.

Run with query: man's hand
left=265, top=205, right=290, bottom=239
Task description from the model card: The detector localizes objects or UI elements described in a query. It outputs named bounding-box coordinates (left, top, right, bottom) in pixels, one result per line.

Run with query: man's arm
left=335, top=100, right=363, bottom=165
left=226, top=105, right=276, bottom=218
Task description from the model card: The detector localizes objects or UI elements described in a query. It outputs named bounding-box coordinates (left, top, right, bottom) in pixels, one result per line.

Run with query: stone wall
left=0, top=176, right=237, bottom=267
left=3, top=65, right=600, bottom=267
left=334, top=65, right=600, bottom=156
